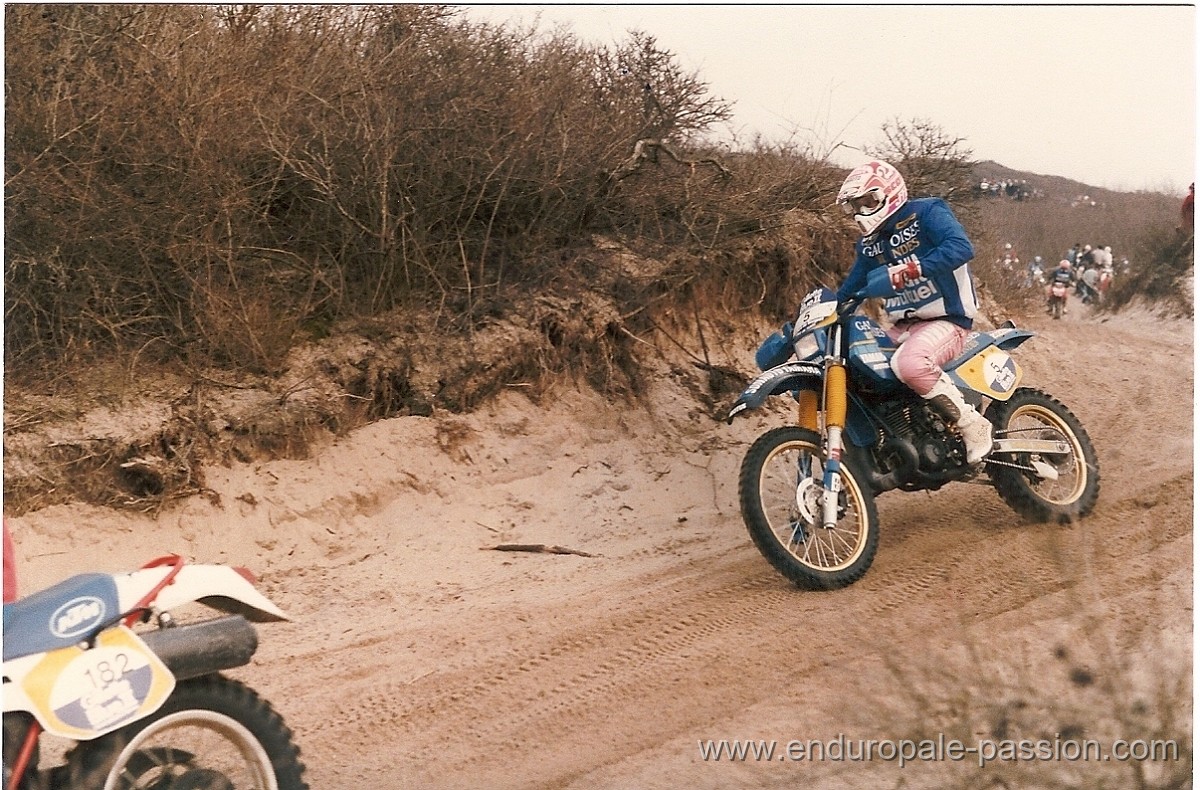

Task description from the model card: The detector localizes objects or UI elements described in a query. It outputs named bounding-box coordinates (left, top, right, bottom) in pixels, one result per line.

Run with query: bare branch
left=608, top=138, right=732, bottom=182
left=483, top=544, right=600, bottom=558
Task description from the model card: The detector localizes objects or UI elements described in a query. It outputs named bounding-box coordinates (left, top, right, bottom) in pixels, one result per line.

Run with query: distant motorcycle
left=3, top=554, right=307, bottom=789
left=1048, top=281, right=1070, bottom=319
left=727, top=284, right=1100, bottom=590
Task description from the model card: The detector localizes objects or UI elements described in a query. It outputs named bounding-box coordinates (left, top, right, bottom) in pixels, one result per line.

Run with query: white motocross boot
left=923, top=373, right=994, bottom=465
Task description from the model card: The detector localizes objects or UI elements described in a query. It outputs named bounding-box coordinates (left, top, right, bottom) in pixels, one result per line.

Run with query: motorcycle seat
left=2, top=573, right=120, bottom=661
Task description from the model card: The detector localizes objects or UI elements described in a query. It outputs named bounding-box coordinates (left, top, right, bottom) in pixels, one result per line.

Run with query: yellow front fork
left=819, top=361, right=848, bottom=529
left=796, top=363, right=847, bottom=430
left=823, top=362, right=848, bottom=428
left=797, top=388, right=819, bottom=431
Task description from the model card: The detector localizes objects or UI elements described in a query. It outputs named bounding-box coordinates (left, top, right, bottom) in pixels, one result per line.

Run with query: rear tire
left=986, top=388, right=1100, bottom=523
left=738, top=427, right=879, bottom=589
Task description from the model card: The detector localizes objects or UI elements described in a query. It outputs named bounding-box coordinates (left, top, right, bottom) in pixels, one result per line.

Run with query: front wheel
left=69, top=675, right=308, bottom=790
left=738, top=427, right=879, bottom=590
left=986, top=388, right=1100, bottom=523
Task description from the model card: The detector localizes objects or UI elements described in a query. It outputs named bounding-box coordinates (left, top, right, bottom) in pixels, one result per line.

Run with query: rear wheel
left=986, top=388, right=1100, bottom=523
left=738, top=427, right=879, bottom=589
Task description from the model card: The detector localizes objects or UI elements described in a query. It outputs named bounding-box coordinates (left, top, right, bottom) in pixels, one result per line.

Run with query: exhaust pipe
left=139, top=615, right=259, bottom=680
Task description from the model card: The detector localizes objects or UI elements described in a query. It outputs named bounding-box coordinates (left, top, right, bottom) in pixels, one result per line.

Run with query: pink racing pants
left=886, top=319, right=970, bottom=396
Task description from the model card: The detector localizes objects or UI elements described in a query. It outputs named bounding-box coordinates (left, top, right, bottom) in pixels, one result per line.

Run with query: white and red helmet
left=836, top=160, right=908, bottom=236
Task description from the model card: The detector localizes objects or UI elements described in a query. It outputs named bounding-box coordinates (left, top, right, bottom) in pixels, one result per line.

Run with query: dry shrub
left=5, top=425, right=210, bottom=515
left=15, top=3, right=1178, bottom=387
left=1099, top=229, right=1193, bottom=317
left=972, top=194, right=1178, bottom=266
left=5, top=5, right=736, bottom=373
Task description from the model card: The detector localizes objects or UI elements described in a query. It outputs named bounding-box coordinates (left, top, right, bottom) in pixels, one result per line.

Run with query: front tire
left=986, top=388, right=1100, bottom=523
left=69, top=675, right=308, bottom=790
left=738, top=427, right=879, bottom=590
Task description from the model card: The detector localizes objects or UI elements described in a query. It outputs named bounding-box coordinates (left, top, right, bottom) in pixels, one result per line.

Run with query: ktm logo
left=51, top=597, right=106, bottom=639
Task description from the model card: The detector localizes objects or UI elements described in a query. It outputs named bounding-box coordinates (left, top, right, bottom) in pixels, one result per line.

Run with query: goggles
left=840, top=188, right=884, bottom=215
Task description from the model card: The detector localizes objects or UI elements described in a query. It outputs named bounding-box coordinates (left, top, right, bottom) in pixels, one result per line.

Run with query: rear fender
left=114, top=565, right=289, bottom=623
left=726, top=361, right=823, bottom=422
left=991, top=327, right=1037, bottom=352
left=945, top=327, right=1035, bottom=369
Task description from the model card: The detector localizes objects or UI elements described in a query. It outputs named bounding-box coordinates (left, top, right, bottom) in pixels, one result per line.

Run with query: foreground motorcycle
left=3, top=555, right=307, bottom=789
left=727, top=284, right=1100, bottom=590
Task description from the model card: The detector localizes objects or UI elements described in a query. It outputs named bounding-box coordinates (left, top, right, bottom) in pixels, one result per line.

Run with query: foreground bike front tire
left=739, top=426, right=879, bottom=590
left=70, top=674, right=308, bottom=790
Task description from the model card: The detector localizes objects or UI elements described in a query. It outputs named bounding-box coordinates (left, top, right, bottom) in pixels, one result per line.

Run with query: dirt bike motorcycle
left=3, top=554, right=308, bottom=789
left=726, top=282, right=1100, bottom=590
left=1047, top=280, right=1070, bottom=319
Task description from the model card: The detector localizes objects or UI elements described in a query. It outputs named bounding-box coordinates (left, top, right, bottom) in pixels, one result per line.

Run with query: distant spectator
left=1025, top=256, right=1045, bottom=288
left=1065, top=243, right=1081, bottom=266
left=1047, top=259, right=1074, bottom=314
left=997, top=242, right=1019, bottom=271
left=1075, top=245, right=1094, bottom=296
left=1081, top=265, right=1100, bottom=304
left=1181, top=183, right=1194, bottom=234
left=1098, top=260, right=1114, bottom=301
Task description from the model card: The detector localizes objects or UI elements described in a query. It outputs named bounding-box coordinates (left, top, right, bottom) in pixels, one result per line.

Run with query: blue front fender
left=726, top=361, right=823, bottom=422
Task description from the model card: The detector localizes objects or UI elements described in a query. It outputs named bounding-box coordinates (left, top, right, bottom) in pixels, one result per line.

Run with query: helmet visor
left=840, top=188, right=885, bottom=216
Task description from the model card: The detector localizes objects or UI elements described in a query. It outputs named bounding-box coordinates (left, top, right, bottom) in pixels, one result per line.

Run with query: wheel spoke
left=1007, top=407, right=1086, bottom=504
left=828, top=526, right=859, bottom=557
left=765, top=448, right=863, bottom=571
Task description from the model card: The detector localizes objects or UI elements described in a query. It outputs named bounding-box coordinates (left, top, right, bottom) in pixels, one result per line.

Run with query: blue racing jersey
left=836, top=197, right=978, bottom=329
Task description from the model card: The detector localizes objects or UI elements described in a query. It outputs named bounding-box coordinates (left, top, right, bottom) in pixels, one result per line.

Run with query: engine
left=869, top=398, right=965, bottom=490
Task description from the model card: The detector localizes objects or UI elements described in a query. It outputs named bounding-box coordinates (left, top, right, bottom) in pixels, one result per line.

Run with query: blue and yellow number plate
left=21, top=625, right=176, bottom=739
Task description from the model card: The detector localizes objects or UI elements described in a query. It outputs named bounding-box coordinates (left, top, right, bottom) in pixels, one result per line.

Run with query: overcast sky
left=459, top=4, right=1195, bottom=194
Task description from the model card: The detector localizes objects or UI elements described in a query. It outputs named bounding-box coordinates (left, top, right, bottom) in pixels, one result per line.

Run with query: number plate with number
left=20, top=625, right=176, bottom=740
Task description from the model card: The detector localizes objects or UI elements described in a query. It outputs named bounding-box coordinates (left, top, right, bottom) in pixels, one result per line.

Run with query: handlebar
left=839, top=294, right=866, bottom=319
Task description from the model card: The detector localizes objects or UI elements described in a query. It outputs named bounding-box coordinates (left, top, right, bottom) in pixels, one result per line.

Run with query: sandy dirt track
left=8, top=297, right=1193, bottom=788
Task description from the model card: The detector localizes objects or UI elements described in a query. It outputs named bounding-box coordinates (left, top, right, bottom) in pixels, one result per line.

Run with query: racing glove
left=888, top=258, right=923, bottom=290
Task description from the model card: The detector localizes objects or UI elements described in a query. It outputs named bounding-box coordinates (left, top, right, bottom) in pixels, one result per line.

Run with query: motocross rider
left=1047, top=259, right=1074, bottom=313
left=832, top=160, right=993, bottom=464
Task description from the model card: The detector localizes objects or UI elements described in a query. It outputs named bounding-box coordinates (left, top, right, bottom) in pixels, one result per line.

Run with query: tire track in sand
left=289, top=467, right=1178, bottom=786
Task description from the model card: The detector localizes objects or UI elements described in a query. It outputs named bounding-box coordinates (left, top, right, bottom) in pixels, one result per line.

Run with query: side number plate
left=956, top=347, right=1023, bottom=399
left=21, top=625, right=176, bottom=740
